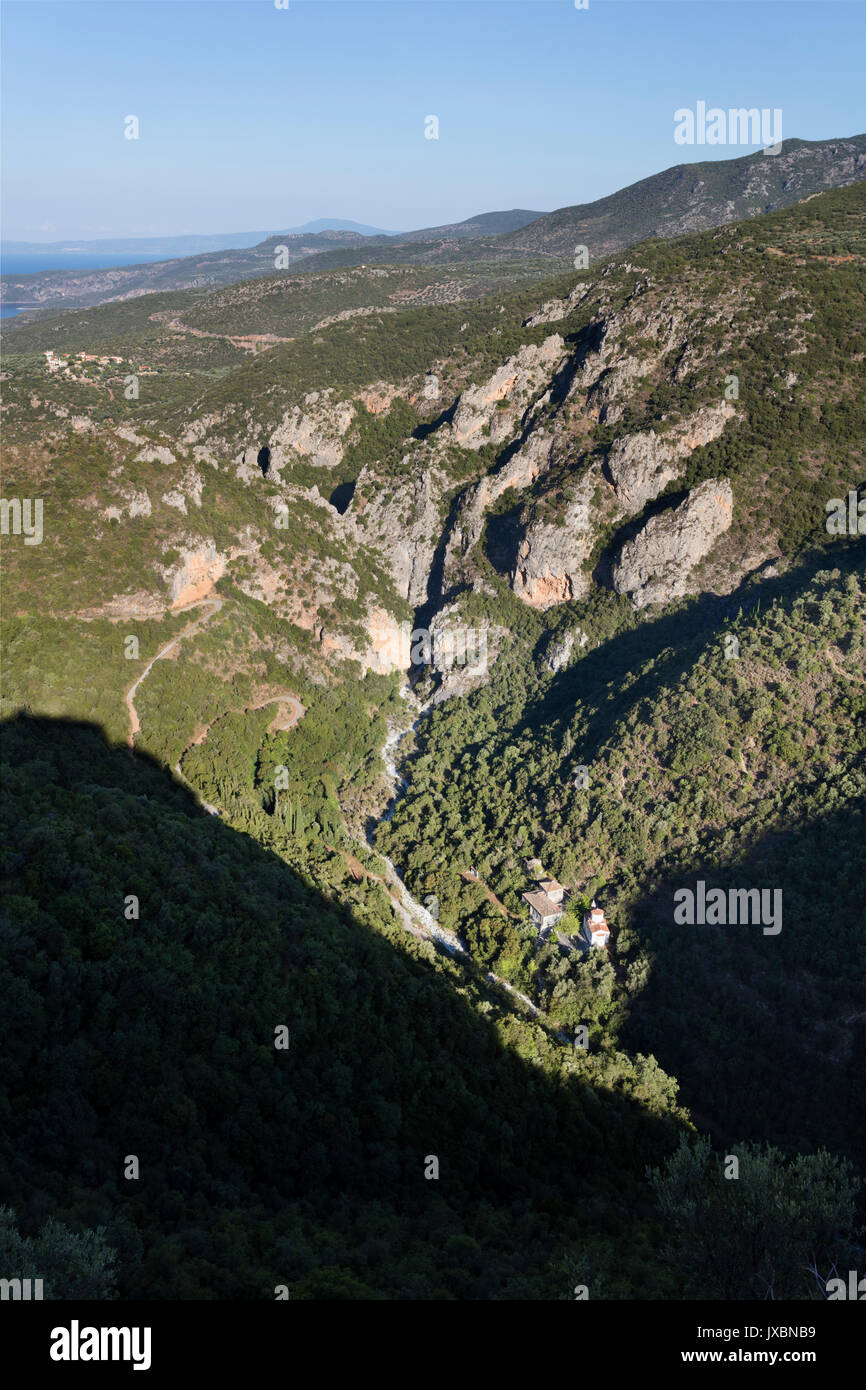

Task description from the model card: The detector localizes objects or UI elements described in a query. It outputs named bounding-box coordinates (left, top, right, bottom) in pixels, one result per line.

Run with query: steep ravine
left=365, top=703, right=467, bottom=957
left=367, top=699, right=569, bottom=1036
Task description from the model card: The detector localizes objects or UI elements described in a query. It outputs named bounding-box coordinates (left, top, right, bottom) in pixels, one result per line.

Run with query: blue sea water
left=2, top=251, right=170, bottom=275
left=1, top=250, right=170, bottom=317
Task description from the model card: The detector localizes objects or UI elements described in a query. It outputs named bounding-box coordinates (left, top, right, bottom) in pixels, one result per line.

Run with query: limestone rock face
left=543, top=627, right=588, bottom=673
left=605, top=402, right=736, bottom=512
left=511, top=492, right=596, bottom=609
left=236, top=389, right=356, bottom=482
left=426, top=603, right=506, bottom=705
left=444, top=427, right=557, bottom=586
left=320, top=606, right=409, bottom=676
left=450, top=335, right=565, bottom=450
left=350, top=461, right=448, bottom=605
left=564, top=301, right=686, bottom=427
left=612, top=478, right=734, bottom=608
left=364, top=607, right=409, bottom=675
left=125, top=488, right=152, bottom=518
left=136, top=444, right=176, bottom=466
left=523, top=282, right=595, bottom=327
left=164, top=543, right=227, bottom=607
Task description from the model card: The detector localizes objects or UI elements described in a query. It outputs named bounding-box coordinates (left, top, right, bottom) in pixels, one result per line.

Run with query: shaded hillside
left=0, top=714, right=681, bottom=1299
left=378, top=552, right=866, bottom=1174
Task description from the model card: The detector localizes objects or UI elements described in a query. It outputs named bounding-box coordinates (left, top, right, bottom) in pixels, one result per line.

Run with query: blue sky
left=2, top=0, right=864, bottom=240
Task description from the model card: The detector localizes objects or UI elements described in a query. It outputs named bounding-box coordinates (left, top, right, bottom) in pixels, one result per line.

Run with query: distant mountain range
left=0, top=212, right=541, bottom=264
left=392, top=209, right=545, bottom=241
left=3, top=137, right=864, bottom=318
left=0, top=211, right=548, bottom=314
left=1, top=220, right=401, bottom=257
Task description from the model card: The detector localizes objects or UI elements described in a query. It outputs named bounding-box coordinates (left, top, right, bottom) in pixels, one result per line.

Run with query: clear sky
left=2, top=0, right=864, bottom=240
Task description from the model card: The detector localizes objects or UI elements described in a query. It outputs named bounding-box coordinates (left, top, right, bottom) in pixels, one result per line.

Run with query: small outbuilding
left=522, top=889, right=565, bottom=932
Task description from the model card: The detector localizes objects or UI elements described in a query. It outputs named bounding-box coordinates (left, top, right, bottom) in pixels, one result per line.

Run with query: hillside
left=0, top=216, right=543, bottom=319
left=2, top=183, right=864, bottom=1298
left=393, top=209, right=545, bottom=242
left=0, top=228, right=373, bottom=315
left=378, top=553, right=866, bottom=1162
left=3, top=136, right=862, bottom=321
left=501, top=134, right=866, bottom=256
left=0, top=713, right=685, bottom=1299
left=4, top=182, right=863, bottom=678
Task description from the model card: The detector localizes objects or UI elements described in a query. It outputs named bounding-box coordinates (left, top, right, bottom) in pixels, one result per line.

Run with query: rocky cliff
left=6, top=182, right=860, bottom=701
left=604, top=402, right=737, bottom=512
left=611, top=478, right=735, bottom=608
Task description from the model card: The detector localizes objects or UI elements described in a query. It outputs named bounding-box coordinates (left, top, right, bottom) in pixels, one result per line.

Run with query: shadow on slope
left=620, top=800, right=866, bottom=1167
left=0, top=714, right=679, bottom=1300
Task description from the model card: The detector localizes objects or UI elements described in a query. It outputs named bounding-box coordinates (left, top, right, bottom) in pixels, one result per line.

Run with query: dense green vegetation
left=2, top=183, right=865, bottom=1300
left=1, top=714, right=690, bottom=1299
left=378, top=552, right=866, bottom=1179
left=647, top=1136, right=859, bottom=1300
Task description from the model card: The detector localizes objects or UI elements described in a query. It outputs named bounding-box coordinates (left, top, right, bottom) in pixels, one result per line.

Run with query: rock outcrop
left=511, top=490, right=597, bottom=609
left=319, top=605, right=409, bottom=676
left=425, top=603, right=506, bottom=705
left=542, top=627, right=588, bottom=673
left=349, top=461, right=449, bottom=605
left=444, top=426, right=557, bottom=585
left=364, top=607, right=410, bottom=675
left=102, top=485, right=152, bottom=521
left=605, top=402, right=736, bottom=512
left=523, top=282, right=595, bottom=327
left=236, top=389, right=356, bottom=482
left=161, top=465, right=204, bottom=514
left=611, top=478, right=734, bottom=608
left=163, top=543, right=228, bottom=607
left=449, top=336, right=565, bottom=449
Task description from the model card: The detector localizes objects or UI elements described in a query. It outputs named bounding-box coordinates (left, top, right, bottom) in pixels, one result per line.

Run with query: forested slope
left=2, top=184, right=865, bottom=1301
left=378, top=552, right=866, bottom=1172
left=0, top=714, right=685, bottom=1299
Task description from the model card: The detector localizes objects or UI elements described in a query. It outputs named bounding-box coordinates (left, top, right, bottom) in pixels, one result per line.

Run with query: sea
left=1, top=250, right=169, bottom=318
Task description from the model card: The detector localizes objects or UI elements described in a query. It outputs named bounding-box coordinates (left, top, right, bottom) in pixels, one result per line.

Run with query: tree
left=647, top=1136, right=859, bottom=1299
left=0, top=1208, right=117, bottom=1299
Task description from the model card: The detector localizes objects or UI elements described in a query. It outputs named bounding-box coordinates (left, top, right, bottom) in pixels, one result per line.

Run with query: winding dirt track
left=172, top=694, right=306, bottom=815
left=125, top=598, right=224, bottom=747
left=181, top=693, right=305, bottom=756
left=124, top=598, right=305, bottom=769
